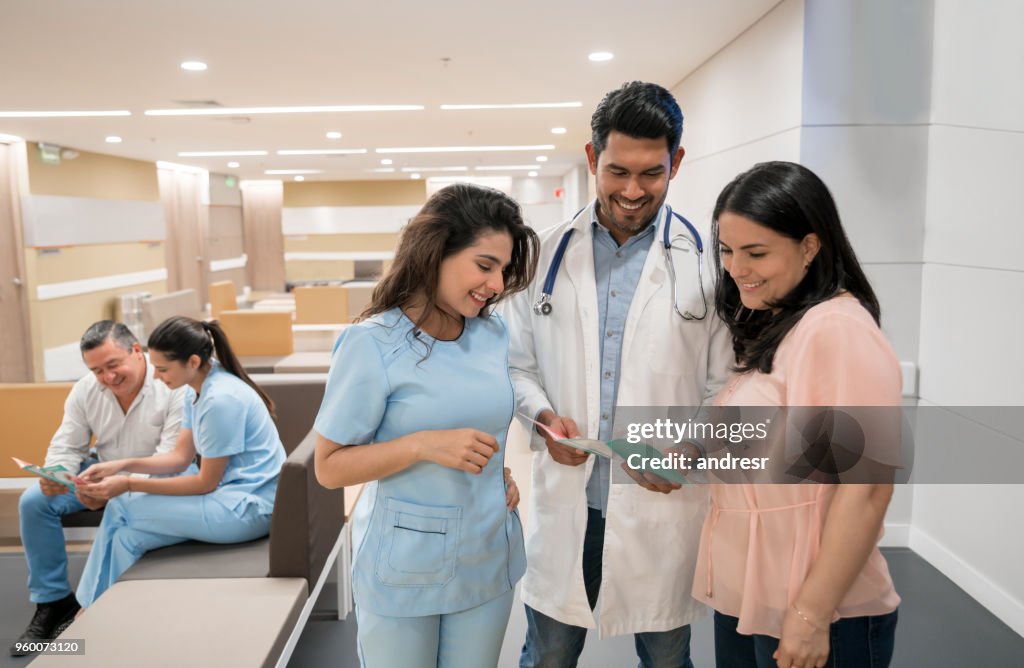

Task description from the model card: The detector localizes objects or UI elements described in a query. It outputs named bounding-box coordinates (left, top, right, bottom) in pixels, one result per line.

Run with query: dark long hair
left=362, top=183, right=539, bottom=334
left=712, top=161, right=880, bottom=374
left=148, top=316, right=276, bottom=418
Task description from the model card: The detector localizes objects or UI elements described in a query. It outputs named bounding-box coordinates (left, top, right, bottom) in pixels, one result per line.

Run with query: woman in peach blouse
left=694, top=162, right=900, bottom=668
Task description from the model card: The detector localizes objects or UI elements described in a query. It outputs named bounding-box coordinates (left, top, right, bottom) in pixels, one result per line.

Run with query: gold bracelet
left=126, top=477, right=133, bottom=495
left=791, top=604, right=823, bottom=632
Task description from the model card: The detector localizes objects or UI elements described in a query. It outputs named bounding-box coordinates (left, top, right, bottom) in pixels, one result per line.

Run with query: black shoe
left=8, top=593, right=80, bottom=656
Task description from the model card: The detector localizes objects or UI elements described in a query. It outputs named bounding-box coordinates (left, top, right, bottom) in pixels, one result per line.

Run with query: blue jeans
left=713, top=609, right=898, bottom=668
left=520, top=508, right=694, bottom=668
left=18, top=461, right=94, bottom=604
left=356, top=589, right=514, bottom=668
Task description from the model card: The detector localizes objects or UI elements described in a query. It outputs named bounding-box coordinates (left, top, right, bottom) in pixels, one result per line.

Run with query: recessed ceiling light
left=474, top=165, right=541, bottom=171
left=377, top=144, right=556, bottom=154
left=181, top=61, right=208, bottom=71
left=105, top=136, right=122, bottom=144
left=145, top=105, right=424, bottom=116
left=276, top=148, right=367, bottom=156
left=294, top=175, right=305, bottom=182
left=264, top=169, right=324, bottom=175
left=227, top=161, right=240, bottom=168
left=0, top=110, right=131, bottom=118
left=325, top=131, right=342, bottom=139
left=528, top=171, right=538, bottom=177
left=440, top=102, right=582, bottom=110
left=535, top=156, right=548, bottom=162
left=178, top=150, right=268, bottom=157
left=588, top=51, right=614, bottom=62
left=551, top=127, right=567, bottom=135
left=410, top=173, right=421, bottom=180
left=380, top=158, right=393, bottom=165
left=368, top=168, right=395, bottom=173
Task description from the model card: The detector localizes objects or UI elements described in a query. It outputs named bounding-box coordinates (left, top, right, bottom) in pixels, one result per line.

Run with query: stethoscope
left=532, top=205, right=708, bottom=320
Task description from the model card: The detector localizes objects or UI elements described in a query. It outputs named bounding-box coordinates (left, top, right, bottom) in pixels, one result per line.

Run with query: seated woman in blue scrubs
left=73, top=315, right=285, bottom=608
left=314, top=183, right=538, bottom=668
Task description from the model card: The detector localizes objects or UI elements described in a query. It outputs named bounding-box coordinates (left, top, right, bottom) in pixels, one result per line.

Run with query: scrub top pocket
left=375, top=497, right=461, bottom=587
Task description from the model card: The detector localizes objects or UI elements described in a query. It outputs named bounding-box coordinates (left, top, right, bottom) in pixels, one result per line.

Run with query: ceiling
left=1, top=0, right=780, bottom=182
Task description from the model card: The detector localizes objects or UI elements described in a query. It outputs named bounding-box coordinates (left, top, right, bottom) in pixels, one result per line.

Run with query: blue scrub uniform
left=76, top=365, right=285, bottom=607
left=315, top=308, right=525, bottom=667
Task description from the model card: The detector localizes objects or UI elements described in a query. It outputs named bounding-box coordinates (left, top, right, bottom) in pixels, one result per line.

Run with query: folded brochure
left=11, top=457, right=79, bottom=490
left=517, top=413, right=687, bottom=485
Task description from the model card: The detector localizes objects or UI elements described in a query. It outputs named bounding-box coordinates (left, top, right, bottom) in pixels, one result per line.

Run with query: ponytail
left=148, top=316, right=276, bottom=418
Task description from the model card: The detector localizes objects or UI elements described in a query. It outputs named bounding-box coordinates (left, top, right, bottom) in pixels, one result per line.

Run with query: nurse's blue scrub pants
left=355, top=588, right=515, bottom=668
left=75, top=491, right=270, bottom=607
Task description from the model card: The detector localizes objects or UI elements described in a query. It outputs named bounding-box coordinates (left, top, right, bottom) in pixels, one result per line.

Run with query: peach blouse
left=692, top=295, right=902, bottom=637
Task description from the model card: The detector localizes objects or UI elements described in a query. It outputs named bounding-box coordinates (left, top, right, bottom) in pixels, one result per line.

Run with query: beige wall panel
left=285, top=260, right=355, bottom=283
left=283, top=233, right=399, bottom=253
left=26, top=143, right=159, bottom=201
left=283, top=180, right=426, bottom=207
left=27, top=242, right=165, bottom=285
left=208, top=205, right=244, bottom=260
left=32, top=280, right=167, bottom=351
left=207, top=235, right=245, bottom=261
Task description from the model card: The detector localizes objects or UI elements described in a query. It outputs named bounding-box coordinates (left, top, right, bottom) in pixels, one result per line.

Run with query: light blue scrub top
left=182, top=363, right=285, bottom=516
left=314, top=308, right=526, bottom=617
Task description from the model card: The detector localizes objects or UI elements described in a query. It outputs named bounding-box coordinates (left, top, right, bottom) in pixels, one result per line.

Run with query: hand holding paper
left=519, top=411, right=591, bottom=466
left=12, top=457, right=82, bottom=492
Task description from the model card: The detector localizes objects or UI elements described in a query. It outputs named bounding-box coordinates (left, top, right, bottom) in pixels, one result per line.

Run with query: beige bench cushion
left=35, top=578, right=307, bottom=668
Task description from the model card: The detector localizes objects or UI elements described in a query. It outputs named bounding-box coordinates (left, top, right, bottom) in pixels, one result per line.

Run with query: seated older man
left=11, top=321, right=184, bottom=655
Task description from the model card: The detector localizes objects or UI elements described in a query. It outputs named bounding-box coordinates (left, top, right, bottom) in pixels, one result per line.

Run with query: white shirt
left=43, top=357, right=184, bottom=472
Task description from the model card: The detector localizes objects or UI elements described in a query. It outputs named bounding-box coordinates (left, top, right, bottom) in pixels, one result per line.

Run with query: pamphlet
left=516, top=413, right=688, bottom=484
left=11, top=457, right=79, bottom=490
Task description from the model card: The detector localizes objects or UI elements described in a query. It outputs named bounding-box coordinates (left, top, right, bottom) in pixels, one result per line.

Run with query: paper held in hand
left=11, top=457, right=79, bottom=490
left=517, top=412, right=615, bottom=458
left=516, top=413, right=688, bottom=484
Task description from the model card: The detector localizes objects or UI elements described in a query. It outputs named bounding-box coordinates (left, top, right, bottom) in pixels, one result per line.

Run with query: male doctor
left=502, top=81, right=732, bottom=667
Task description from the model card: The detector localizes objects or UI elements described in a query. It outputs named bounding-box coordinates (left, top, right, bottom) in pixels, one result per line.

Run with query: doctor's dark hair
left=590, top=81, right=683, bottom=159
left=361, top=183, right=539, bottom=335
left=80, top=320, right=138, bottom=353
left=147, top=316, right=275, bottom=417
left=712, top=161, right=880, bottom=374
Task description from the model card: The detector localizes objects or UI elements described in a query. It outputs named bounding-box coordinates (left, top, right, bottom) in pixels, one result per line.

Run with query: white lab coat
left=501, top=201, right=733, bottom=637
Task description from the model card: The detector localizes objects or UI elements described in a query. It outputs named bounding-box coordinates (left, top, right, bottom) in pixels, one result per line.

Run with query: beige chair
left=293, top=286, right=349, bottom=325
left=142, top=289, right=202, bottom=336
left=0, top=383, right=74, bottom=477
left=342, top=281, right=376, bottom=322
left=218, top=310, right=294, bottom=357
left=208, top=280, right=238, bottom=320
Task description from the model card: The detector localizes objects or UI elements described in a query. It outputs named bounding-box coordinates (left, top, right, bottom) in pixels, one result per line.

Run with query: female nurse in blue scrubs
left=73, top=316, right=285, bottom=608
left=314, top=183, right=539, bottom=668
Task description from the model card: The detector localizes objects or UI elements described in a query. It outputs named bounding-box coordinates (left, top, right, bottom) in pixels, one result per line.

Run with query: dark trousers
left=713, top=609, right=898, bottom=668
left=520, top=508, right=695, bottom=668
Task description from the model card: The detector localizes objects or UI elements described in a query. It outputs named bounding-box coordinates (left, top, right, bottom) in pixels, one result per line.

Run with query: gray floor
left=1, top=548, right=1021, bottom=667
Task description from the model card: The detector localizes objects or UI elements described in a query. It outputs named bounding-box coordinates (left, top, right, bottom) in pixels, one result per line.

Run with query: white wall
left=666, top=0, right=933, bottom=539
left=668, top=0, right=805, bottom=239
left=911, top=0, right=1024, bottom=637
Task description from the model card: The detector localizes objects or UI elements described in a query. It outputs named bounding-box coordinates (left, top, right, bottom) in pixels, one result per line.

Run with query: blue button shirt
left=586, top=215, right=656, bottom=516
